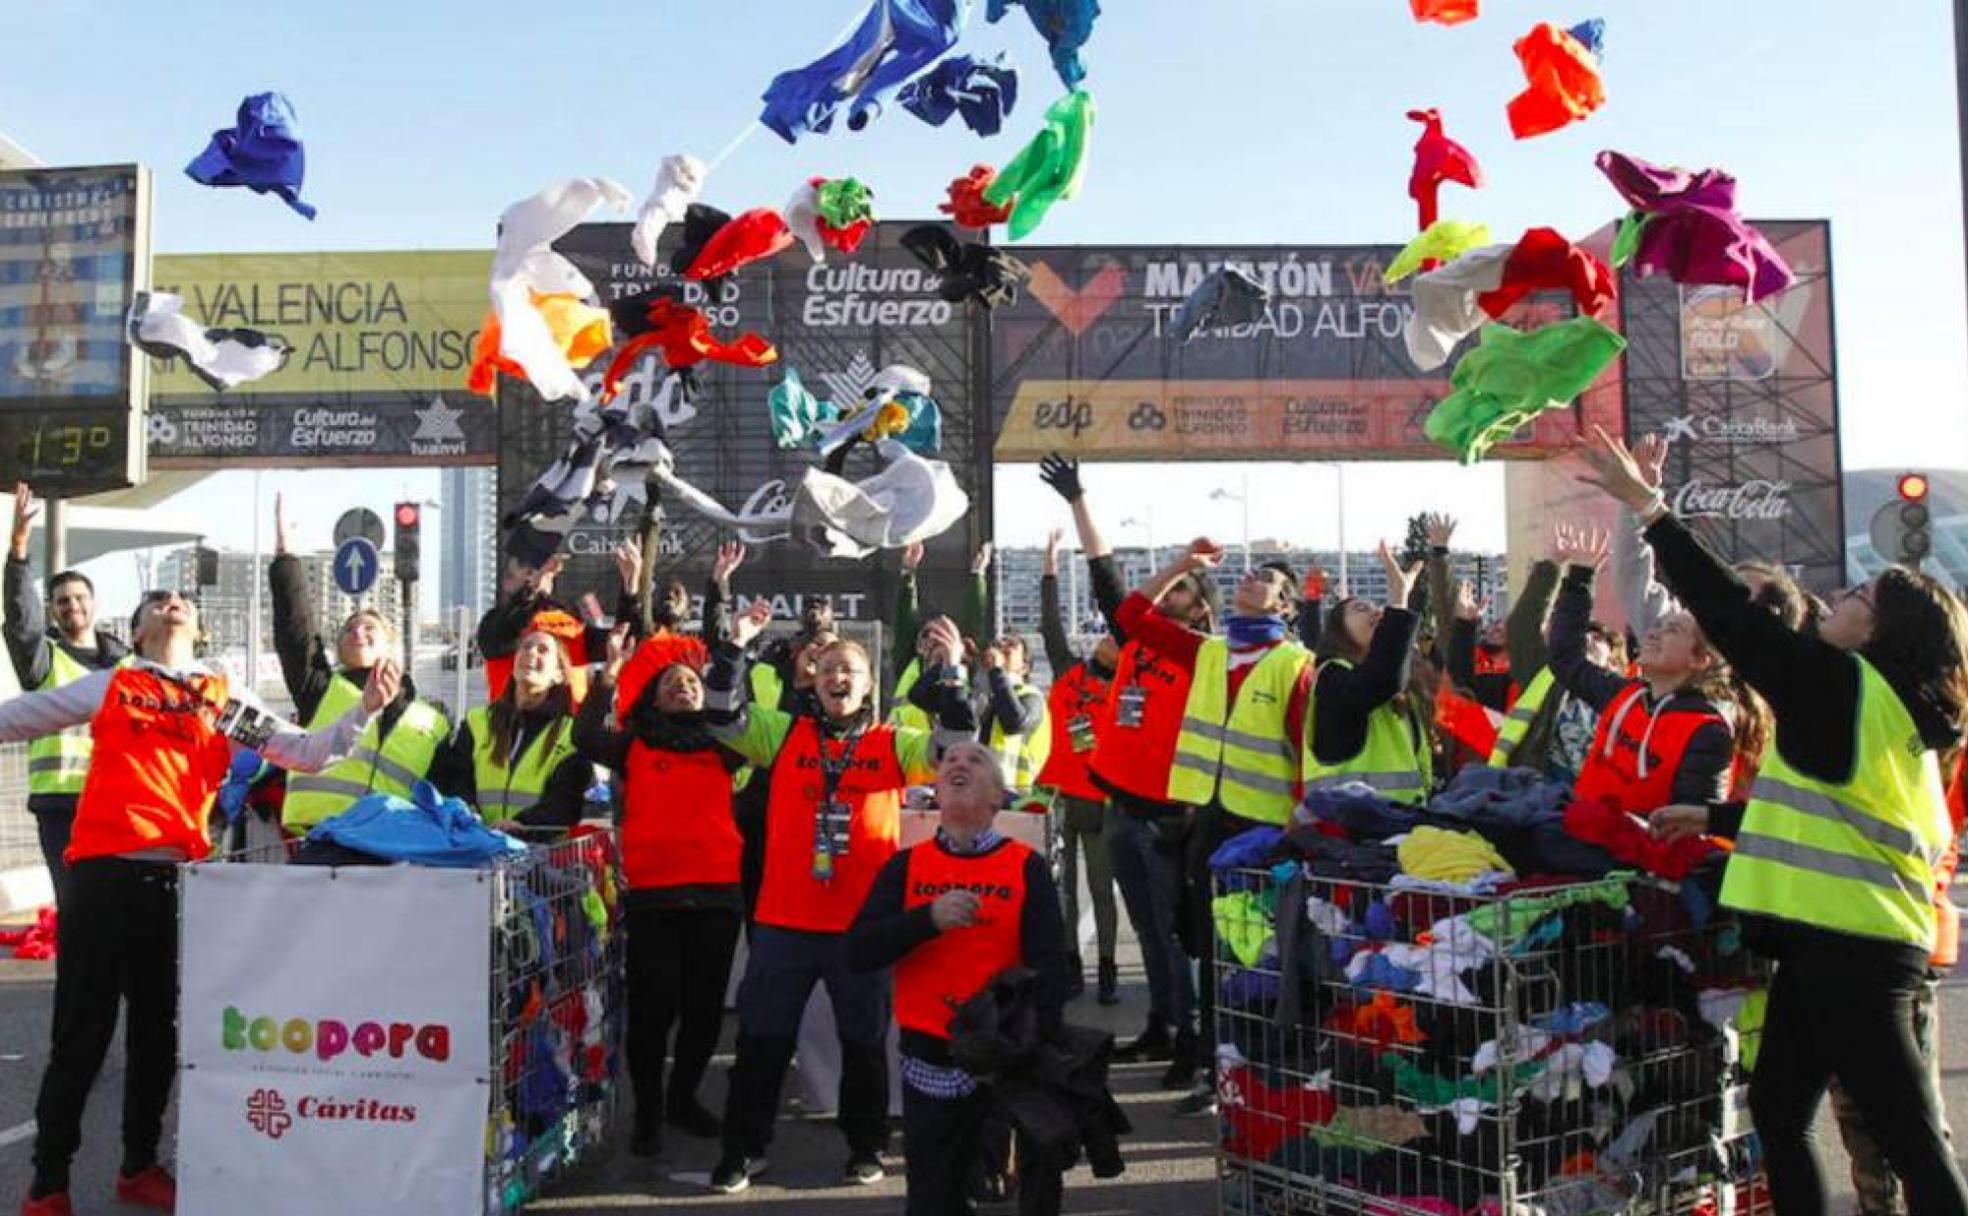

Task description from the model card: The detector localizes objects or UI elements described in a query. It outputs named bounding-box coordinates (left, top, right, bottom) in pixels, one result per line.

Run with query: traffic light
left=394, top=502, right=422, bottom=584
left=1868, top=473, right=1933, bottom=567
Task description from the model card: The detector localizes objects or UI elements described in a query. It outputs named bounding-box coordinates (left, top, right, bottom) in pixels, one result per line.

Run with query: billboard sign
left=147, top=251, right=495, bottom=467
left=0, top=164, right=151, bottom=494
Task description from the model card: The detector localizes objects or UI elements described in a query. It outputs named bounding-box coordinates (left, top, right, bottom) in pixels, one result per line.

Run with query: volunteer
left=429, top=628, right=592, bottom=832
left=476, top=544, right=646, bottom=700
left=1039, top=453, right=1217, bottom=1069
left=704, top=606, right=975, bottom=1195
left=1547, top=523, right=1734, bottom=819
left=1037, top=527, right=1121, bottom=1004
left=1580, top=428, right=1968, bottom=1216
left=846, top=740, right=1070, bottom=1216
left=269, top=493, right=450, bottom=831
left=1, top=591, right=394, bottom=1216
left=1306, top=542, right=1430, bottom=804
left=575, top=626, right=744, bottom=1158
left=977, top=630, right=1050, bottom=794
left=3, top=482, right=130, bottom=891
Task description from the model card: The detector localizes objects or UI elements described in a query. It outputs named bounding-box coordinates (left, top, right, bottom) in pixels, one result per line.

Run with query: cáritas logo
left=243, top=1086, right=418, bottom=1140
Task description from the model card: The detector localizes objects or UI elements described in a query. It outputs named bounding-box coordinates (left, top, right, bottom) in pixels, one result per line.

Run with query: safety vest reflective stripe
left=1730, top=832, right=1928, bottom=904
left=285, top=680, right=447, bottom=828
left=28, top=752, right=89, bottom=777
left=466, top=705, right=578, bottom=821
left=1750, top=774, right=1935, bottom=864
left=1487, top=668, right=1555, bottom=768
left=348, top=747, right=426, bottom=791
left=1303, top=657, right=1433, bottom=808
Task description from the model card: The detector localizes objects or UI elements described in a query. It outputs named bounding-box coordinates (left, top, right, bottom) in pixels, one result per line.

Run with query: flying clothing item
left=769, top=364, right=946, bottom=455
left=466, top=291, right=613, bottom=400
left=630, top=154, right=707, bottom=270
left=127, top=291, right=291, bottom=391
left=597, top=297, right=778, bottom=405
left=1423, top=316, right=1626, bottom=463
left=940, top=165, right=1016, bottom=229
left=900, top=224, right=1031, bottom=308
left=184, top=91, right=318, bottom=220
left=987, top=0, right=1099, bottom=89
left=1507, top=20, right=1607, bottom=140
left=1407, top=108, right=1483, bottom=232
left=983, top=88, right=1095, bottom=241
left=489, top=177, right=632, bottom=403
left=786, top=177, right=878, bottom=262
left=899, top=53, right=1019, bottom=135
left=682, top=207, right=795, bottom=282
left=1170, top=266, right=1271, bottom=340
left=1596, top=150, right=1795, bottom=302
left=1384, top=219, right=1492, bottom=285
left=1402, top=229, right=1613, bottom=371
left=502, top=387, right=682, bottom=564
left=657, top=438, right=970, bottom=558
left=1410, top=0, right=1478, bottom=24
left=758, top=0, right=969, bottom=142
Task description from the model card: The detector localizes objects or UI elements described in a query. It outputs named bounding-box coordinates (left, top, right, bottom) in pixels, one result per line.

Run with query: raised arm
left=572, top=626, right=634, bottom=771
left=1038, top=529, right=1080, bottom=676
left=1611, top=433, right=1675, bottom=634
left=895, top=542, right=924, bottom=685
left=1041, top=454, right=1130, bottom=636
left=1507, top=557, right=1561, bottom=676
left=705, top=541, right=746, bottom=645
left=4, top=484, right=50, bottom=689
left=959, top=542, right=992, bottom=647
left=703, top=600, right=795, bottom=767
left=255, top=661, right=394, bottom=773
left=1545, top=528, right=1632, bottom=712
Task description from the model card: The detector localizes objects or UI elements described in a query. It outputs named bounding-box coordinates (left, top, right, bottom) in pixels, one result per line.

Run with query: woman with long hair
left=430, top=628, right=591, bottom=832
left=576, top=626, right=746, bottom=1158
left=1580, top=428, right=1968, bottom=1216
left=1304, top=541, right=1431, bottom=806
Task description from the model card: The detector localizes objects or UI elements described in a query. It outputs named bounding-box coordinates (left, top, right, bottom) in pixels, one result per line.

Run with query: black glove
left=1038, top=452, right=1083, bottom=503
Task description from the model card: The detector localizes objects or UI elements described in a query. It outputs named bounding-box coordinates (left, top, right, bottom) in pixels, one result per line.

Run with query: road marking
left=0, top=1120, right=33, bottom=1150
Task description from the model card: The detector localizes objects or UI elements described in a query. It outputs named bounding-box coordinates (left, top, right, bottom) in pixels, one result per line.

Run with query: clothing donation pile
left=1208, top=766, right=1771, bottom=1216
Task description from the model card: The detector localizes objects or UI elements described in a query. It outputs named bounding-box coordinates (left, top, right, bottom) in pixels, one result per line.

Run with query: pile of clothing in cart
left=1205, top=768, right=1770, bottom=1216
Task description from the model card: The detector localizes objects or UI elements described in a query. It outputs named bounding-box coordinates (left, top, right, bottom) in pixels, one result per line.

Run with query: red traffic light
left=1898, top=473, right=1930, bottom=502
left=394, top=502, right=421, bottom=528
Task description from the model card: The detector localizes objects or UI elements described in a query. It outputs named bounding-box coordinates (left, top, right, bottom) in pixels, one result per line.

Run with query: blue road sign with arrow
left=334, top=537, right=380, bottom=596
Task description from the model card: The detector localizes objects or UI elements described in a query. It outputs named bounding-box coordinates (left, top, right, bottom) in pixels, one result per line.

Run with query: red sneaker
left=19, top=1193, right=74, bottom=1216
left=113, top=1165, right=175, bottom=1211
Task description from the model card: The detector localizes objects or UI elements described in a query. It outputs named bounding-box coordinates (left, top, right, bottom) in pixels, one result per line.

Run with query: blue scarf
left=1225, top=615, right=1287, bottom=648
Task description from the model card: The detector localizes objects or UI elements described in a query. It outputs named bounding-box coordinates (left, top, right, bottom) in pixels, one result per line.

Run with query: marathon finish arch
left=492, top=220, right=1844, bottom=610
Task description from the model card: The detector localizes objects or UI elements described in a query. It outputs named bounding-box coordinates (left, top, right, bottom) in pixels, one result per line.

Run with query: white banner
left=178, top=864, right=492, bottom=1216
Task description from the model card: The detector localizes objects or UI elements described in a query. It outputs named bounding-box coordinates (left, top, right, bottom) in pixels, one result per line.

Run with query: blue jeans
left=1105, top=808, right=1193, bottom=1033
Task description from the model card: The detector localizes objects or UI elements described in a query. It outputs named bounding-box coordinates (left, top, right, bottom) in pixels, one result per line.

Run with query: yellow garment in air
left=1385, top=219, right=1493, bottom=284
left=1397, top=826, right=1515, bottom=884
left=467, top=291, right=613, bottom=398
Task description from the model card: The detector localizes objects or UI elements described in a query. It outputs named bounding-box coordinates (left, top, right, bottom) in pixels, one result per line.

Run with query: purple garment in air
left=1596, top=150, right=1794, bottom=302
left=185, top=92, right=317, bottom=220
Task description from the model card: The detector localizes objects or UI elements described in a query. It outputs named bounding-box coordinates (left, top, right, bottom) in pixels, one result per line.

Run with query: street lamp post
left=1208, top=481, right=1252, bottom=572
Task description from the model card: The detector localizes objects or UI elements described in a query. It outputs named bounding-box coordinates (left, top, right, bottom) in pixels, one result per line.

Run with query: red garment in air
left=1219, top=1063, right=1337, bottom=1162
left=1410, top=0, right=1478, bottom=24
left=819, top=217, right=873, bottom=253
left=683, top=207, right=794, bottom=282
left=940, top=165, right=1014, bottom=229
left=1506, top=22, right=1606, bottom=140
left=1475, top=227, right=1617, bottom=320
left=1407, top=108, right=1484, bottom=232
left=599, top=298, right=778, bottom=404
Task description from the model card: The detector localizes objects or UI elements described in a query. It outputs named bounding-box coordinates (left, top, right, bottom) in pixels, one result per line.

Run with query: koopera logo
left=1026, top=261, right=1127, bottom=336
left=246, top=1088, right=292, bottom=1141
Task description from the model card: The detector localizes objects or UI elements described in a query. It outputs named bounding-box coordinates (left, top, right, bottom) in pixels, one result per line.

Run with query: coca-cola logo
left=1672, top=479, right=1792, bottom=520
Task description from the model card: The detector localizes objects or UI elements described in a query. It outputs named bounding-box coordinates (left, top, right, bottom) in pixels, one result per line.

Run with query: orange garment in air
left=68, top=667, right=232, bottom=864
left=599, top=298, right=777, bottom=404
left=756, top=718, right=906, bottom=934
left=465, top=291, right=614, bottom=399
left=895, top=838, right=1034, bottom=1040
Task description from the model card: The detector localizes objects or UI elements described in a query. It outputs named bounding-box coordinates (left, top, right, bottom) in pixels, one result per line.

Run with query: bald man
left=848, top=740, right=1071, bottom=1215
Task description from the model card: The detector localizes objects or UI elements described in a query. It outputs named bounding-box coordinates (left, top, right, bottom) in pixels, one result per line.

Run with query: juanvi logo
left=1672, top=479, right=1792, bottom=521
left=1661, top=413, right=1800, bottom=445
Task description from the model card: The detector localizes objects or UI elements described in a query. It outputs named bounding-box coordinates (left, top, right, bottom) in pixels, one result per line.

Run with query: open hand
left=712, top=541, right=747, bottom=586
left=1038, top=452, right=1083, bottom=503
left=1574, top=426, right=1658, bottom=512
left=361, top=659, right=402, bottom=714
left=732, top=599, right=773, bottom=648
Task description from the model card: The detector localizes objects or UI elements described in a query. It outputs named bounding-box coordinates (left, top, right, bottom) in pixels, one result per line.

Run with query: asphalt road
left=1, top=925, right=1964, bottom=1214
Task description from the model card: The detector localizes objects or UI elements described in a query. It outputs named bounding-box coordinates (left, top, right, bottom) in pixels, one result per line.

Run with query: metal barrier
left=1211, top=866, right=1771, bottom=1216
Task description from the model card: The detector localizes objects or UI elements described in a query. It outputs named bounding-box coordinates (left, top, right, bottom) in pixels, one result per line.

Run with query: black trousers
left=1748, top=940, right=1968, bottom=1216
left=624, top=903, right=741, bottom=1126
left=32, top=858, right=179, bottom=1193
left=902, top=1082, right=1062, bottom=1216
left=32, top=798, right=75, bottom=906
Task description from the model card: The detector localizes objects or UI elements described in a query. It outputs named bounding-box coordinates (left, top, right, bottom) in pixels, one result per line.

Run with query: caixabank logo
left=243, top=1086, right=420, bottom=1141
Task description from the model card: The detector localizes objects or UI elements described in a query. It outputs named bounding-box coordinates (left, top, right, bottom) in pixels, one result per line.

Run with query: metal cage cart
left=176, top=827, right=625, bottom=1216
left=487, top=831, right=626, bottom=1214
left=1211, top=865, right=1771, bottom=1216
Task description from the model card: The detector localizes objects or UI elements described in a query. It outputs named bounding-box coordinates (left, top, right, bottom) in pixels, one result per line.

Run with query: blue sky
left=4, top=0, right=1965, bottom=607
